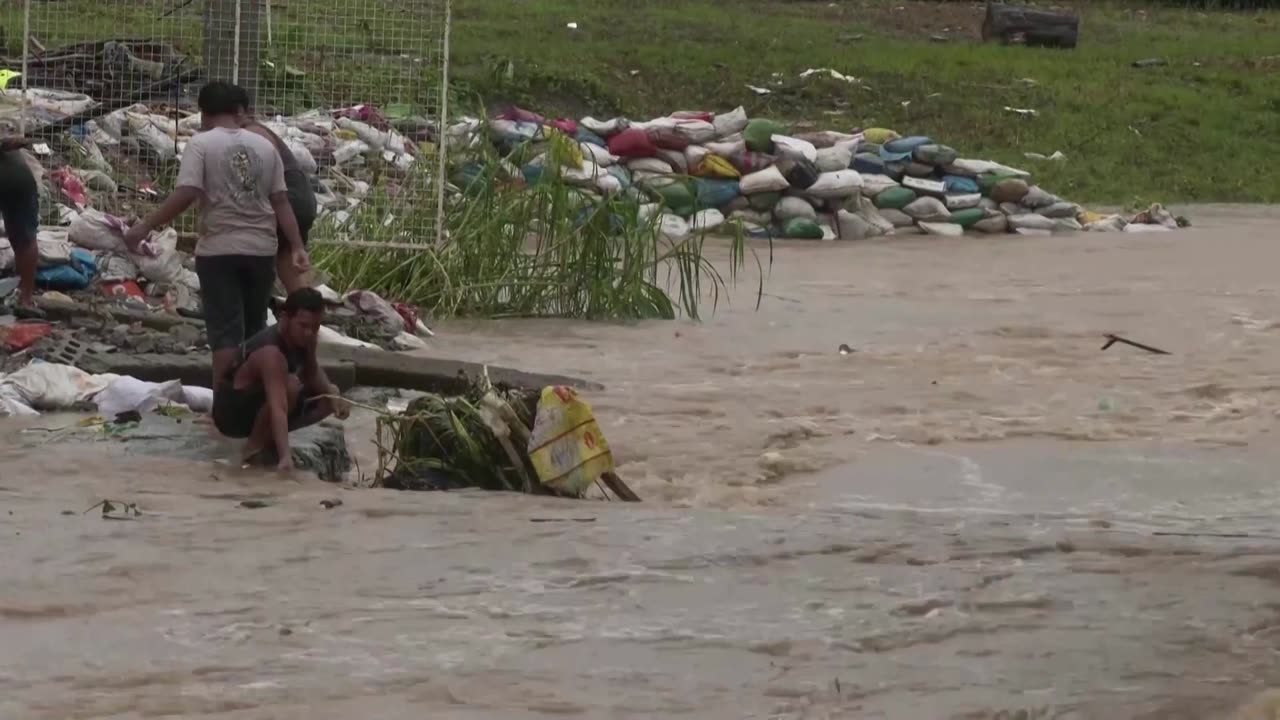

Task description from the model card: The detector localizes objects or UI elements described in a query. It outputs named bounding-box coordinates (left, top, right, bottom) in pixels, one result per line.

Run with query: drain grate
left=41, top=336, right=91, bottom=366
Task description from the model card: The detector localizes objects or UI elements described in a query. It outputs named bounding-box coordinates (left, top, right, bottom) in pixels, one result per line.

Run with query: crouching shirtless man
left=212, top=287, right=349, bottom=471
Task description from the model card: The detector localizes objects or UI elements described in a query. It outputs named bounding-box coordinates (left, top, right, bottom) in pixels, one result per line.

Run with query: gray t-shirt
left=176, top=127, right=286, bottom=257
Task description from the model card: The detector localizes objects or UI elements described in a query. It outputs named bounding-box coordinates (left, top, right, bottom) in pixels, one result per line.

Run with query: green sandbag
left=749, top=191, right=782, bottom=212
left=650, top=180, right=696, bottom=217
left=782, top=217, right=824, bottom=239
left=874, top=186, right=916, bottom=210
left=743, top=118, right=787, bottom=153
left=948, top=207, right=985, bottom=228
left=989, top=178, right=1031, bottom=204
left=978, top=172, right=1020, bottom=195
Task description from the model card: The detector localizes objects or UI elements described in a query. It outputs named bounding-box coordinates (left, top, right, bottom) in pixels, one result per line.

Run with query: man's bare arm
left=124, top=187, right=201, bottom=251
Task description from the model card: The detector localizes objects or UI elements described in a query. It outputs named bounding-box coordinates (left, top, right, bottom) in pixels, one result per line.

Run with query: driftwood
left=981, top=2, right=1080, bottom=49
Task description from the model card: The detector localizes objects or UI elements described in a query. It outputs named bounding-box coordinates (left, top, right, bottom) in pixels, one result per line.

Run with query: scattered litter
left=838, top=343, right=855, bottom=355
left=1003, top=106, right=1039, bottom=118
left=1132, top=58, right=1168, bottom=68
left=746, top=85, right=772, bottom=96
left=1024, top=151, right=1066, bottom=162
left=799, top=68, right=860, bottom=84
left=1101, top=333, right=1171, bottom=355
left=84, top=499, right=140, bottom=520
left=319, top=498, right=344, bottom=509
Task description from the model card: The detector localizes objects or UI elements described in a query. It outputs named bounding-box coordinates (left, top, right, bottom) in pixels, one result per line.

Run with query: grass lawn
left=449, top=0, right=1280, bottom=205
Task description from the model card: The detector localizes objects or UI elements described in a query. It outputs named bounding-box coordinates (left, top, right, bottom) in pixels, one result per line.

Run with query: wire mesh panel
left=2, top=0, right=448, bottom=246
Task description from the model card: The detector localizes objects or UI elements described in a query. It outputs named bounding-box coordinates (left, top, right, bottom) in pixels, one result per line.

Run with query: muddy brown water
left=5, top=206, right=1280, bottom=718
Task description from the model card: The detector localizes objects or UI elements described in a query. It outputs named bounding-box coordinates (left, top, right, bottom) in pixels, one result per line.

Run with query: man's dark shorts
left=212, top=378, right=315, bottom=438
left=0, top=156, right=39, bottom=251
left=276, top=177, right=317, bottom=254
left=194, top=254, right=276, bottom=351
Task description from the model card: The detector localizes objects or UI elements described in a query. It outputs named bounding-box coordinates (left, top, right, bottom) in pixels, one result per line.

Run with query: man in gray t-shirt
left=125, top=81, right=309, bottom=389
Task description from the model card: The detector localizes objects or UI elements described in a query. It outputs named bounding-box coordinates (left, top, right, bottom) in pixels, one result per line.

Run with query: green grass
left=449, top=0, right=1280, bottom=205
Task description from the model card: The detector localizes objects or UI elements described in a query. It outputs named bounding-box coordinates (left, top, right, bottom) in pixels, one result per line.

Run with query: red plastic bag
left=51, top=167, right=88, bottom=209
left=0, top=321, right=53, bottom=352
left=392, top=302, right=418, bottom=333
left=647, top=127, right=690, bottom=151
left=335, top=104, right=389, bottom=130
left=607, top=128, right=658, bottom=158
left=102, top=280, right=145, bottom=299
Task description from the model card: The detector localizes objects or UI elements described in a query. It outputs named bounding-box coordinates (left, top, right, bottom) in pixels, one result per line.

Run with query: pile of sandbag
left=448, top=105, right=1182, bottom=240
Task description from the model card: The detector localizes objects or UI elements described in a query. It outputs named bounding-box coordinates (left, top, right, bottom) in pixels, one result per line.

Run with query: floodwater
left=5, top=206, right=1280, bottom=718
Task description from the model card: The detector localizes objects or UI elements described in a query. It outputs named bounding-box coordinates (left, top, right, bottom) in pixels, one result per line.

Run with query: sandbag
left=707, top=139, right=746, bottom=158
left=772, top=135, right=818, bottom=163
left=607, top=164, right=632, bottom=190
left=902, top=176, right=945, bottom=197
left=836, top=209, right=876, bottom=240
left=648, top=126, right=691, bottom=151
left=685, top=144, right=710, bottom=166
left=919, top=221, right=963, bottom=237
left=913, top=143, right=958, bottom=167
left=874, top=186, right=916, bottom=210
left=879, top=208, right=915, bottom=227
left=856, top=205, right=896, bottom=235
left=781, top=218, right=824, bottom=240
left=1042, top=201, right=1081, bottom=219
left=904, top=162, right=935, bottom=178
left=713, top=107, right=749, bottom=138
left=0, top=361, right=112, bottom=411
left=815, top=144, right=854, bottom=173
left=778, top=158, right=820, bottom=190
left=943, top=175, right=980, bottom=194
left=804, top=170, right=863, bottom=199
left=37, top=248, right=96, bottom=291
left=724, top=195, right=751, bottom=213
left=774, top=196, right=818, bottom=222
left=743, top=119, right=787, bottom=152
left=729, top=209, right=773, bottom=227
left=1085, top=215, right=1127, bottom=232
left=693, top=178, right=741, bottom=208
left=748, top=191, right=782, bottom=212
left=580, top=142, right=617, bottom=167
left=1020, top=186, right=1059, bottom=209
left=668, top=119, right=716, bottom=144
left=797, top=131, right=859, bottom=149
left=903, top=196, right=951, bottom=222
left=973, top=213, right=1010, bottom=234
left=881, top=135, right=932, bottom=162
left=581, top=117, right=625, bottom=136
left=948, top=207, right=986, bottom=228
left=659, top=214, right=691, bottom=241
left=576, top=127, right=607, bottom=147
left=691, top=208, right=725, bottom=233
left=1053, top=217, right=1083, bottom=232
left=882, top=162, right=907, bottom=182
left=693, top=155, right=741, bottom=179
left=740, top=166, right=790, bottom=195
left=607, top=128, right=658, bottom=158
left=948, top=158, right=1030, bottom=178
left=649, top=179, right=696, bottom=217
left=628, top=157, right=673, bottom=174
left=729, top=150, right=774, bottom=174
left=656, top=149, right=689, bottom=174
left=988, top=177, right=1031, bottom=203
left=860, top=174, right=900, bottom=197
left=852, top=152, right=886, bottom=175
left=1008, top=213, right=1056, bottom=232
left=862, top=128, right=900, bottom=144
left=69, top=209, right=128, bottom=251
left=999, top=202, right=1029, bottom=216
left=944, top=193, right=982, bottom=210
left=96, top=376, right=187, bottom=418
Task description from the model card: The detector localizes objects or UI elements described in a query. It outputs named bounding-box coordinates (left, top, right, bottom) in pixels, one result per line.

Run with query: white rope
left=433, top=0, right=452, bottom=248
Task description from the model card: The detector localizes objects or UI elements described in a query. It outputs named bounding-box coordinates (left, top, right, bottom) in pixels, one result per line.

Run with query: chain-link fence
left=1, top=0, right=450, bottom=246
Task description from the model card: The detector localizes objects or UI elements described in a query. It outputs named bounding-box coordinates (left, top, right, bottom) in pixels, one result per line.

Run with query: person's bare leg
left=275, top=252, right=305, bottom=295
left=12, top=239, right=37, bottom=307
left=242, top=373, right=301, bottom=464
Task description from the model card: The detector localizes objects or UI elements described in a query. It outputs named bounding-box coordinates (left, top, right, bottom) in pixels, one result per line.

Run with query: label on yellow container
left=527, top=386, right=614, bottom=496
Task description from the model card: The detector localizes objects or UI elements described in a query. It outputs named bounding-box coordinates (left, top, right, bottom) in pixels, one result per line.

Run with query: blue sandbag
left=880, top=135, right=932, bottom=162
left=607, top=164, right=632, bottom=189
left=693, top=178, right=741, bottom=209
left=943, top=175, right=980, bottom=194
left=576, top=128, right=607, bottom=147
left=852, top=152, right=886, bottom=175
left=36, top=248, right=96, bottom=291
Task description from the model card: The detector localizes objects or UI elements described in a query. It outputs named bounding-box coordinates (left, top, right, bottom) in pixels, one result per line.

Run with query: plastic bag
left=345, top=289, right=411, bottom=335
left=740, top=166, right=790, bottom=195
left=656, top=149, right=689, bottom=174
left=693, top=155, right=740, bottom=179
left=730, top=151, right=775, bottom=174
left=879, top=208, right=915, bottom=227
left=901, top=176, right=946, bottom=197
left=37, top=248, right=96, bottom=291
left=1041, top=201, right=1081, bottom=219
left=945, top=193, right=983, bottom=210
left=95, top=376, right=186, bottom=418
left=576, top=127, right=607, bottom=147
left=713, top=107, right=749, bottom=138
left=905, top=162, right=935, bottom=178
left=136, top=228, right=190, bottom=287
left=527, top=386, right=616, bottom=496
left=96, top=252, right=140, bottom=282
left=903, top=197, right=951, bottom=222
left=581, top=117, right=625, bottom=136
left=648, top=126, right=691, bottom=152
left=607, top=128, right=658, bottom=158
left=804, top=170, right=863, bottom=199
left=693, top=178, right=740, bottom=209
left=860, top=173, right=900, bottom=197
left=919, top=221, right=963, bottom=237
left=1020, top=186, right=1059, bottom=209
left=943, top=175, right=980, bottom=194
left=69, top=209, right=129, bottom=251
left=707, top=139, right=746, bottom=158
left=0, top=361, right=111, bottom=411
left=580, top=142, right=617, bottom=167
left=815, top=144, right=854, bottom=173
left=743, top=118, right=787, bottom=152
left=880, top=135, right=932, bottom=162
left=658, top=213, right=690, bottom=241
left=856, top=205, right=896, bottom=235
left=973, top=213, right=1011, bottom=234
left=691, top=208, right=725, bottom=233
left=774, top=196, right=818, bottom=222
left=649, top=179, right=696, bottom=217
left=1008, top=213, right=1056, bottom=232
left=782, top=218, right=824, bottom=240
left=874, top=186, right=916, bottom=210
left=685, top=144, right=710, bottom=166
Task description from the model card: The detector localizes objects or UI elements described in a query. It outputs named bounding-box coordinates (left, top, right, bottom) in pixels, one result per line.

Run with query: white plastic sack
left=1123, top=223, right=1172, bottom=234
left=627, top=157, right=673, bottom=174
left=95, top=252, right=140, bottom=282
left=946, top=158, right=1031, bottom=178
left=1053, top=217, right=1083, bottom=232
left=656, top=149, right=688, bottom=174
left=0, top=385, right=37, bottom=417
left=659, top=214, right=690, bottom=241
left=706, top=139, right=746, bottom=158
left=332, top=139, right=371, bottom=166
left=581, top=117, right=625, bottom=136
left=37, top=232, right=73, bottom=265
left=903, top=197, right=951, bottom=222
left=771, top=135, right=818, bottom=163
left=392, top=332, right=428, bottom=351
left=774, top=196, right=818, bottom=222
left=671, top=119, right=716, bottom=144
left=713, top=107, right=749, bottom=138
left=0, top=362, right=112, bottom=411
left=974, top=214, right=1010, bottom=234
left=805, top=170, right=863, bottom=199
left=339, top=117, right=408, bottom=154
left=837, top=209, right=876, bottom=240
left=945, top=193, right=982, bottom=210
left=860, top=174, right=900, bottom=197
left=690, top=209, right=725, bottom=234
left=1020, top=186, right=1059, bottom=209
left=95, top=376, right=186, bottom=418
left=685, top=145, right=710, bottom=166
left=1008, top=213, right=1056, bottom=232
left=284, top=139, right=318, bottom=175
left=740, top=166, right=790, bottom=195
left=1085, top=215, right=1127, bottom=233
left=136, top=228, right=189, bottom=286
left=856, top=206, right=896, bottom=236
left=181, top=385, right=214, bottom=413
left=127, top=112, right=177, bottom=161
left=814, top=144, right=854, bottom=173
left=879, top=208, right=916, bottom=228
left=580, top=142, right=617, bottom=167
left=69, top=209, right=128, bottom=251
left=902, top=176, right=946, bottom=197
left=1041, top=201, right=1081, bottom=219
left=345, top=289, right=409, bottom=335
left=919, top=221, right=963, bottom=237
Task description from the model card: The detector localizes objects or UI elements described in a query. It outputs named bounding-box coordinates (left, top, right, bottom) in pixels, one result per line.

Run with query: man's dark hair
left=281, top=287, right=325, bottom=315
left=198, top=81, right=250, bottom=117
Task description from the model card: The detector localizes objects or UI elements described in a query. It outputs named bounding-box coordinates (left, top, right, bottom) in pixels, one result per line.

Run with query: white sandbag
left=860, top=174, right=900, bottom=198
left=126, top=112, right=177, bottom=162
left=856, top=205, right=896, bottom=235
left=345, top=289, right=409, bottom=335
left=706, top=139, right=746, bottom=158
left=338, top=117, right=408, bottom=154
left=332, top=139, right=371, bottom=165
left=729, top=210, right=773, bottom=226
left=1041, top=201, right=1081, bottom=219
left=563, top=159, right=605, bottom=186
left=879, top=208, right=916, bottom=228
left=1020, top=186, right=1059, bottom=209
left=691, top=209, right=725, bottom=233
left=580, top=142, right=618, bottom=167
left=594, top=173, right=623, bottom=195
left=771, top=135, right=818, bottom=163
left=713, top=107, right=749, bottom=138
left=685, top=144, right=710, bottom=166
left=836, top=209, right=875, bottom=240
left=805, top=170, right=863, bottom=199
left=740, top=166, right=790, bottom=194
left=136, top=228, right=189, bottom=286
left=659, top=214, right=690, bottom=241
left=902, top=176, right=946, bottom=197
left=69, top=209, right=128, bottom=251
left=814, top=144, right=854, bottom=173
left=392, top=332, right=428, bottom=351
left=37, top=232, right=73, bottom=265
left=945, top=193, right=982, bottom=210
left=672, top=119, right=716, bottom=144
left=581, top=117, right=625, bottom=136
left=96, top=252, right=140, bottom=283
left=1008, top=213, right=1056, bottom=232
left=973, top=214, right=1010, bottom=234
left=999, top=202, right=1029, bottom=216
left=637, top=203, right=662, bottom=222
left=919, top=221, right=964, bottom=237
left=774, top=196, right=818, bottom=222
left=946, top=158, right=1031, bottom=178
left=0, top=362, right=112, bottom=411
left=656, top=149, right=688, bottom=174
left=0, top=385, right=37, bottom=417
left=96, top=376, right=186, bottom=418
left=628, top=157, right=674, bottom=174
left=1015, top=228, right=1053, bottom=237
left=1123, top=223, right=1173, bottom=233
left=181, top=385, right=214, bottom=413
left=1085, top=215, right=1127, bottom=232
left=1053, top=217, right=1083, bottom=232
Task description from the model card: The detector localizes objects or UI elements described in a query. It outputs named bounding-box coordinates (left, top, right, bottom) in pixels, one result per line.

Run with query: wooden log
left=981, top=2, right=1080, bottom=49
